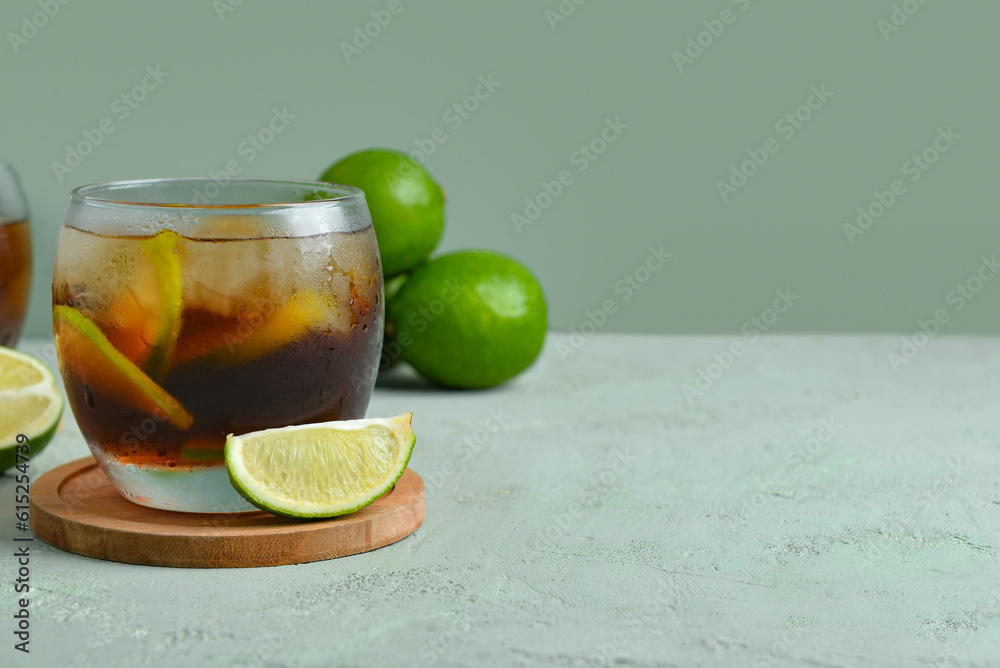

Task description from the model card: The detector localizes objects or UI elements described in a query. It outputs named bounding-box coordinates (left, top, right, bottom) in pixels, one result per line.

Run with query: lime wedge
left=224, top=291, right=328, bottom=364
left=225, top=413, right=416, bottom=518
left=0, top=348, right=64, bottom=471
left=141, top=231, right=184, bottom=380
left=172, top=290, right=344, bottom=368
left=101, top=231, right=184, bottom=380
left=54, top=305, right=193, bottom=430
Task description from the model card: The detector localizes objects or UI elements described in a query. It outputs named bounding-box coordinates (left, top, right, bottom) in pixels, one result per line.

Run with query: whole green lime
left=384, top=270, right=412, bottom=303
left=379, top=271, right=412, bottom=371
left=319, top=149, right=445, bottom=278
left=387, top=251, right=547, bottom=389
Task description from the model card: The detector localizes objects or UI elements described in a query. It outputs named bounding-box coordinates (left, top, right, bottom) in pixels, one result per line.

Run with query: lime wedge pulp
left=53, top=305, right=193, bottom=430
left=0, top=347, right=64, bottom=470
left=225, top=413, right=416, bottom=518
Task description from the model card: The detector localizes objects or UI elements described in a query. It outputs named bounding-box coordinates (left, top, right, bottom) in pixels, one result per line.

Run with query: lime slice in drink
left=54, top=305, right=193, bottom=430
left=172, top=290, right=345, bottom=368
left=102, top=231, right=184, bottom=380
left=224, top=291, right=330, bottom=364
left=0, top=348, right=63, bottom=471
left=141, top=230, right=184, bottom=380
left=226, top=413, right=416, bottom=518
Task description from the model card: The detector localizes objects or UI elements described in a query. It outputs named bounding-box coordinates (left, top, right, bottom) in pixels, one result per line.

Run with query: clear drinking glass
left=0, top=164, right=32, bottom=348
left=52, top=178, right=383, bottom=512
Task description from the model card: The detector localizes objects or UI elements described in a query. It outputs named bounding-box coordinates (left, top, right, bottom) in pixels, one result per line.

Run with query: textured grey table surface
left=3, top=333, right=1000, bottom=668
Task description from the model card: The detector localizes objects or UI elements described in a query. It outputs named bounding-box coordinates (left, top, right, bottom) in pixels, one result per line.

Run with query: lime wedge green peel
left=140, top=230, right=184, bottom=381
left=225, top=413, right=416, bottom=518
left=53, top=305, right=192, bottom=430
left=0, top=347, right=64, bottom=471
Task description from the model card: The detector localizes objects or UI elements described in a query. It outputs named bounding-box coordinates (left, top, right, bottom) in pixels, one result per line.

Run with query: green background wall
left=3, top=0, right=998, bottom=338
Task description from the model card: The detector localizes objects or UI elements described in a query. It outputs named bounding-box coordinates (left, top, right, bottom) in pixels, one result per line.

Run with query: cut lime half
left=225, top=413, right=416, bottom=518
left=0, top=347, right=64, bottom=470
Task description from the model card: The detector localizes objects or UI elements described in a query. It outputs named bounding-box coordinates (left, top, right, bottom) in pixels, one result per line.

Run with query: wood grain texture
left=29, top=457, right=424, bottom=568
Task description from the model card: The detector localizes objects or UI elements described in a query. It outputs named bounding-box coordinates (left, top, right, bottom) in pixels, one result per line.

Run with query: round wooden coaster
left=29, top=457, right=424, bottom=568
